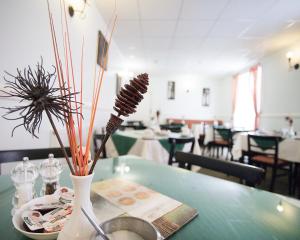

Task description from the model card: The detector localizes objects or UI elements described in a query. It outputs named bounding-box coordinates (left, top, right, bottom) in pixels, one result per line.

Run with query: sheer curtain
left=233, top=65, right=262, bottom=130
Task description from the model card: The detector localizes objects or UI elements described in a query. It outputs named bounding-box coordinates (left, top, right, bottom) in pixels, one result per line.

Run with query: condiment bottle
left=39, top=153, right=62, bottom=196
left=11, top=157, right=38, bottom=215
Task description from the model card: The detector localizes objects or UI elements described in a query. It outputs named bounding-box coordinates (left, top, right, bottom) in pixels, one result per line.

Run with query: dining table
left=105, top=129, right=201, bottom=164
left=232, top=132, right=300, bottom=163
left=1, top=155, right=300, bottom=239
left=197, top=125, right=250, bottom=146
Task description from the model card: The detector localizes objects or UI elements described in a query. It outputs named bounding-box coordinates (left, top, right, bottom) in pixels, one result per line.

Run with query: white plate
left=12, top=195, right=60, bottom=240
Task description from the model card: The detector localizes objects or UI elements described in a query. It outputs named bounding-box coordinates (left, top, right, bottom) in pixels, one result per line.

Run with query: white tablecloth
left=232, top=133, right=300, bottom=163
left=106, top=130, right=201, bottom=165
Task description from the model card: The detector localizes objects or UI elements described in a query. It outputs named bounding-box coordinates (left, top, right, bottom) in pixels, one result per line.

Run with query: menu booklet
left=91, top=178, right=198, bottom=239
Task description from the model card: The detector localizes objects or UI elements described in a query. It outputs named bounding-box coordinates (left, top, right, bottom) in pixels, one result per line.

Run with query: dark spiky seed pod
left=0, top=58, right=78, bottom=138
left=113, top=73, right=149, bottom=117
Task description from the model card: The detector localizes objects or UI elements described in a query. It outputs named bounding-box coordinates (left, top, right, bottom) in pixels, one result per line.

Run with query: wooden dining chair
left=168, top=137, right=195, bottom=166
left=0, top=147, right=71, bottom=175
left=127, top=121, right=146, bottom=130
left=176, top=151, right=265, bottom=187
left=247, top=134, right=293, bottom=193
left=93, top=133, right=107, bottom=159
left=160, top=124, right=183, bottom=133
left=208, top=127, right=233, bottom=160
left=294, top=163, right=300, bottom=199
left=198, top=134, right=206, bottom=155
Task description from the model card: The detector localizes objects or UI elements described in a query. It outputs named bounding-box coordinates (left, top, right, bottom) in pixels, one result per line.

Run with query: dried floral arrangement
left=1, top=0, right=149, bottom=176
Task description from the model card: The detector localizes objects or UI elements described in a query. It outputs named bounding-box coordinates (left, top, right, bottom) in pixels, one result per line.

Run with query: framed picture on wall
left=167, top=81, right=175, bottom=100
left=96, top=31, right=108, bottom=70
left=202, top=88, right=210, bottom=107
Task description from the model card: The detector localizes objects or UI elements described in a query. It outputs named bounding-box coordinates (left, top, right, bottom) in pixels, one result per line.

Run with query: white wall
left=214, top=76, right=232, bottom=123
left=149, top=73, right=222, bottom=122
left=0, top=0, right=125, bottom=150
left=260, top=40, right=300, bottom=131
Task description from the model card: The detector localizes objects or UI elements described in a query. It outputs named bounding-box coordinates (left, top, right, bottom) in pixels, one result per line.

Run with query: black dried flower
left=0, top=58, right=77, bottom=138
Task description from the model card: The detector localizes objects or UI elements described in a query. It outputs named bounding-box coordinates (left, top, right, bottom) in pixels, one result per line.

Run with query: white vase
left=58, top=173, right=97, bottom=240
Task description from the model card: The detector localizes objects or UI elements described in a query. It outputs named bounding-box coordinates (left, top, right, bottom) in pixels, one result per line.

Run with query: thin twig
left=45, top=109, right=75, bottom=175
left=89, top=134, right=109, bottom=174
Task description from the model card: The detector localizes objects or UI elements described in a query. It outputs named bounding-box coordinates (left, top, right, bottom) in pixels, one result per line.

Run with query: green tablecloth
left=158, top=139, right=184, bottom=152
left=1, top=156, right=300, bottom=239
left=111, top=131, right=185, bottom=155
left=111, top=134, right=137, bottom=155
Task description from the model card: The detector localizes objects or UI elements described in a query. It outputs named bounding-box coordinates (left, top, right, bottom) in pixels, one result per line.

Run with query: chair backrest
left=93, top=133, right=107, bottom=158
left=127, top=120, right=144, bottom=126
left=133, top=125, right=147, bottom=130
left=168, top=137, right=195, bottom=165
left=247, top=134, right=279, bottom=160
left=213, top=127, right=233, bottom=144
left=120, top=121, right=146, bottom=130
left=198, top=134, right=205, bottom=147
left=0, top=147, right=72, bottom=175
left=0, top=147, right=71, bottom=164
left=176, top=151, right=264, bottom=187
left=160, top=124, right=182, bottom=133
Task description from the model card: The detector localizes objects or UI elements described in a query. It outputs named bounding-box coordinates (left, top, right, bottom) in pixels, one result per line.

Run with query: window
left=233, top=65, right=262, bottom=130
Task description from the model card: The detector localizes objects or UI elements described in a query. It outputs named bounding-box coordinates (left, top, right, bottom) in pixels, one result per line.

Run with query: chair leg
left=225, top=150, right=228, bottom=160
left=207, top=145, right=211, bottom=156
left=293, top=163, right=298, bottom=195
left=103, top=146, right=107, bottom=158
left=187, top=163, right=192, bottom=170
left=229, top=148, right=233, bottom=161
left=270, top=166, right=277, bottom=192
left=288, top=163, right=293, bottom=195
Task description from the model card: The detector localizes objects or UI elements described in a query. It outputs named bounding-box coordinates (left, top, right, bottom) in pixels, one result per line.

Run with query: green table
left=1, top=156, right=300, bottom=239
left=106, top=130, right=189, bottom=166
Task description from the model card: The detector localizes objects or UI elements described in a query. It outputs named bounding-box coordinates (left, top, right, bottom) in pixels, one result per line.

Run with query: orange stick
left=79, top=39, right=84, bottom=175
left=84, top=16, right=117, bottom=165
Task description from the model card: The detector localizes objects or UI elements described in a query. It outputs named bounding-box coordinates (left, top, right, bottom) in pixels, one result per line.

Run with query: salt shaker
left=11, top=157, right=38, bottom=215
left=39, top=153, right=62, bottom=196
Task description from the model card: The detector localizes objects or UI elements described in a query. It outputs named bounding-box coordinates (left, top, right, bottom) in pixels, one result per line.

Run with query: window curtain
left=233, top=65, right=261, bottom=130
left=250, top=65, right=261, bottom=130
left=232, top=74, right=238, bottom=121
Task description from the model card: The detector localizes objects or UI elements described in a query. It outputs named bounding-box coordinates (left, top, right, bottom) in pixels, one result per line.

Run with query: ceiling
left=95, top=0, right=300, bottom=78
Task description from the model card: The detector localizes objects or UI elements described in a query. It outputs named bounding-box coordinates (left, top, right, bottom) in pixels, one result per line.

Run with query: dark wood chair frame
left=176, top=151, right=265, bottom=187
left=0, top=147, right=71, bottom=175
left=93, top=133, right=107, bottom=159
left=247, top=134, right=293, bottom=193
left=168, top=137, right=195, bottom=165
left=208, top=127, right=233, bottom=160
left=160, top=124, right=183, bottom=133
